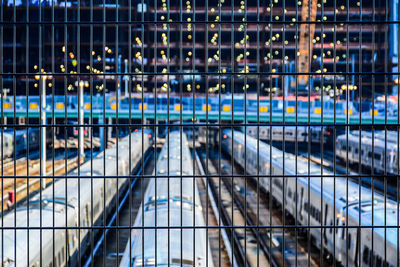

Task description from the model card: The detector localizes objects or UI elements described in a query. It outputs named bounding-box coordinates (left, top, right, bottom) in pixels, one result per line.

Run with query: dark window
left=363, top=246, right=369, bottom=264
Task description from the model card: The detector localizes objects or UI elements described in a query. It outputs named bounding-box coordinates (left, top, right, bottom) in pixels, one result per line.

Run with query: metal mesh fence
left=0, top=0, right=399, bottom=266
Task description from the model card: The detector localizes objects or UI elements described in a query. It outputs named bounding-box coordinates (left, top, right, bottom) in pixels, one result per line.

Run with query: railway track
left=91, top=149, right=155, bottom=267
left=196, top=149, right=272, bottom=267
left=199, top=147, right=326, bottom=267
left=1, top=154, right=81, bottom=211
left=194, top=150, right=235, bottom=267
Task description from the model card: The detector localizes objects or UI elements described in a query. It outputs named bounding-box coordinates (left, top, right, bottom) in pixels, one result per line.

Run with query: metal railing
left=0, top=0, right=399, bottom=267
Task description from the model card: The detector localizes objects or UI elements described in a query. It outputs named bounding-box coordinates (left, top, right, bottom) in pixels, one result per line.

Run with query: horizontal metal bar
left=0, top=20, right=396, bottom=25
left=0, top=123, right=399, bottom=128
left=0, top=225, right=396, bottom=230
left=1, top=71, right=400, bottom=76
left=1, top=174, right=397, bottom=179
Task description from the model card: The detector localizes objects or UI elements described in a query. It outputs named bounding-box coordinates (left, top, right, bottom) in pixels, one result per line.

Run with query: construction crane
left=297, top=0, right=318, bottom=89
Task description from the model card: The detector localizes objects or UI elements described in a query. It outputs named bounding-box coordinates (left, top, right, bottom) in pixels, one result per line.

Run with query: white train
left=222, top=130, right=399, bottom=267
left=246, top=126, right=328, bottom=144
left=336, top=131, right=398, bottom=174
left=120, top=131, right=214, bottom=267
left=0, top=130, right=153, bottom=266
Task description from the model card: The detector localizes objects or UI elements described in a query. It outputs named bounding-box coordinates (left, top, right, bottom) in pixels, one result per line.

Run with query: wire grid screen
left=0, top=0, right=399, bottom=266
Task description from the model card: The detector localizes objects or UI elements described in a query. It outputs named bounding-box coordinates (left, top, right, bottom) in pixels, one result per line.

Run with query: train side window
left=368, top=152, right=372, bottom=158
left=342, top=223, right=346, bottom=239
left=347, top=234, right=351, bottom=248
left=287, top=189, right=292, bottom=199
left=374, top=153, right=381, bottom=161
left=363, top=246, right=369, bottom=264
left=342, top=145, right=346, bottom=150
left=61, top=247, right=65, bottom=263
left=355, top=148, right=358, bottom=154
left=329, top=220, right=333, bottom=234
left=335, top=218, right=339, bottom=234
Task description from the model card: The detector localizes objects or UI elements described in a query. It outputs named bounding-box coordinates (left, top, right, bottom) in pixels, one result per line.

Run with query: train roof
left=338, top=132, right=398, bottom=150
left=0, top=200, right=74, bottom=266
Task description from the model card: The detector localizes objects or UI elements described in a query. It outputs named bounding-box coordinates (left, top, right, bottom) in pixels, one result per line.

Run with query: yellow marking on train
left=314, top=108, right=321, bottom=114
left=202, top=104, right=211, bottom=112
left=29, top=103, right=38, bottom=109
left=139, top=103, right=147, bottom=110
left=222, top=105, right=231, bottom=112
left=56, top=103, right=65, bottom=109
left=370, top=109, right=378, bottom=116
left=174, top=104, right=181, bottom=111
left=286, top=106, right=295, bottom=113
left=345, top=109, right=353, bottom=115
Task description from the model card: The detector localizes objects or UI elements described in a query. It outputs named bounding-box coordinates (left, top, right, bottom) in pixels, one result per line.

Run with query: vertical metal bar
left=78, top=83, right=84, bottom=160
left=41, top=77, right=47, bottom=189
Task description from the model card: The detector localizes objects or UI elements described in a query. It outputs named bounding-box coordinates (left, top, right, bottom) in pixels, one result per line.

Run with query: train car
left=0, top=128, right=53, bottom=159
left=336, top=132, right=398, bottom=174
left=0, top=130, right=153, bottom=266
left=120, top=131, right=213, bottom=267
left=222, top=130, right=399, bottom=267
left=246, top=126, right=327, bottom=144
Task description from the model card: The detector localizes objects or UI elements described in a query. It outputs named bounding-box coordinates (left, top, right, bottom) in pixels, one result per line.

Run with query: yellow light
left=48, top=83, right=53, bottom=87
left=188, top=34, right=192, bottom=39
left=35, top=75, right=40, bottom=80
left=105, top=46, right=109, bottom=51
left=62, top=46, right=65, bottom=52
left=34, top=83, right=38, bottom=88
left=34, top=65, right=38, bottom=70
left=188, top=51, right=192, bottom=56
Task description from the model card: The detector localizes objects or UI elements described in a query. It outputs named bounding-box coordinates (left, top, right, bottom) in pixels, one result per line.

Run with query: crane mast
left=297, top=0, right=318, bottom=88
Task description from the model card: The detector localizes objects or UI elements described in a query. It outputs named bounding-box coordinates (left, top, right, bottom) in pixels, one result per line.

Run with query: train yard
left=0, top=126, right=399, bottom=266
